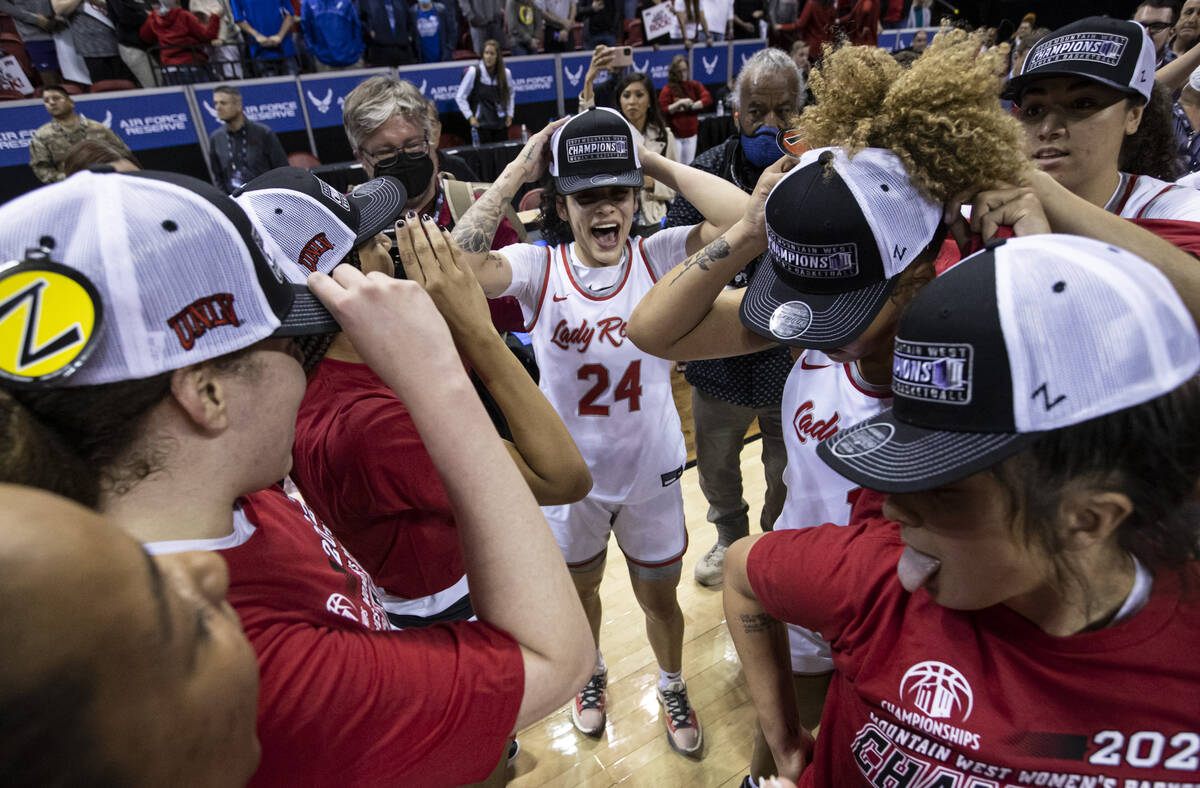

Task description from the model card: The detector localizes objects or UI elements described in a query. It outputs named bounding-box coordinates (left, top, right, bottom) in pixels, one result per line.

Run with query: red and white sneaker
left=571, top=669, right=607, bottom=737
left=657, top=679, right=703, bottom=757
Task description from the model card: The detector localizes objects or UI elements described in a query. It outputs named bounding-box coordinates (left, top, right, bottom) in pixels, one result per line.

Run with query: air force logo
left=701, top=55, right=718, bottom=75
left=892, top=339, right=973, bottom=404
left=564, top=64, right=584, bottom=87
left=307, top=88, right=334, bottom=114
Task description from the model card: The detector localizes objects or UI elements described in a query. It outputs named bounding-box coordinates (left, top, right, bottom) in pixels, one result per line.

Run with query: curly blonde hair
left=796, top=27, right=1029, bottom=201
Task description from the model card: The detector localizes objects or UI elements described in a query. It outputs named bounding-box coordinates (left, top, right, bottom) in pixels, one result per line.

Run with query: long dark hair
left=1120, top=83, right=1183, bottom=181
left=483, top=39, right=510, bottom=111
left=536, top=175, right=574, bottom=246
left=613, top=72, right=668, bottom=140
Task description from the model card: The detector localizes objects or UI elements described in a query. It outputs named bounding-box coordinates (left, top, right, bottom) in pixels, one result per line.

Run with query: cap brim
left=350, top=176, right=407, bottom=245
left=816, top=408, right=1040, bottom=493
left=1005, top=70, right=1145, bottom=103
left=272, top=284, right=341, bottom=337
left=555, top=170, right=643, bottom=195
left=739, top=254, right=898, bottom=350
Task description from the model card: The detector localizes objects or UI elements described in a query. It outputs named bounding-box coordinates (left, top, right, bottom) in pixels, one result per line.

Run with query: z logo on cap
left=0, top=264, right=101, bottom=385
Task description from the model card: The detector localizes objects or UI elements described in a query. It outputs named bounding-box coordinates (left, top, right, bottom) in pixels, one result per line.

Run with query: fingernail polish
left=396, top=219, right=405, bottom=228
left=406, top=210, right=416, bottom=219
left=421, top=213, right=432, bottom=222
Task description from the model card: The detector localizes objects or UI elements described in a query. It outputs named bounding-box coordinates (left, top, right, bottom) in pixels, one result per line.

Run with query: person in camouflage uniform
left=29, top=85, right=133, bottom=183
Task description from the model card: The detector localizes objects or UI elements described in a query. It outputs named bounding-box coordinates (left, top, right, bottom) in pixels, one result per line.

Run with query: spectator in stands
left=207, top=84, right=288, bottom=193
left=904, top=0, right=930, bottom=28
left=231, top=0, right=297, bottom=75
left=0, top=486, right=262, bottom=788
left=1008, top=26, right=1045, bottom=78
left=1170, top=0, right=1200, bottom=61
left=63, top=137, right=141, bottom=174
left=0, top=0, right=63, bottom=86
left=28, top=85, right=133, bottom=183
left=410, top=0, right=454, bottom=62
left=189, top=0, right=244, bottom=79
left=789, top=38, right=809, bottom=80
left=1134, top=0, right=1178, bottom=67
left=107, top=0, right=157, bottom=86
left=300, top=0, right=364, bottom=70
left=425, top=96, right=481, bottom=180
left=344, top=76, right=521, bottom=242
left=0, top=168, right=594, bottom=788
left=52, top=0, right=132, bottom=82
left=893, top=27, right=925, bottom=55
left=1008, top=11, right=1035, bottom=50
left=702, top=0, right=732, bottom=40
left=456, top=39, right=514, bottom=143
left=578, top=0, right=618, bottom=47
left=621, top=72, right=678, bottom=224
left=670, top=0, right=711, bottom=46
left=460, top=0, right=505, bottom=53
left=661, top=47, right=801, bottom=588
left=731, top=0, right=765, bottom=39
left=838, top=0, right=878, bottom=47
left=139, top=0, right=221, bottom=84
left=361, top=0, right=413, bottom=65
left=578, top=43, right=625, bottom=111
left=1174, top=67, right=1200, bottom=174
left=507, top=0, right=542, bottom=55
left=659, top=53, right=711, bottom=165
left=539, top=0, right=576, bottom=52
left=771, top=0, right=833, bottom=58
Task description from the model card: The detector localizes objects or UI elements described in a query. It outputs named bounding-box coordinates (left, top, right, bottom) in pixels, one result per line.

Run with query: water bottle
left=716, top=99, right=723, bottom=117
left=520, top=123, right=528, bottom=143
left=471, top=126, right=481, bottom=147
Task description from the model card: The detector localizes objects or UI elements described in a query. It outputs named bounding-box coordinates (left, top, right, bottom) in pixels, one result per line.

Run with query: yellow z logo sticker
left=0, top=264, right=102, bottom=386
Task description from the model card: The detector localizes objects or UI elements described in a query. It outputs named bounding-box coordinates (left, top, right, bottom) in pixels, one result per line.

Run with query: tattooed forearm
left=452, top=184, right=514, bottom=255
left=669, top=236, right=731, bottom=285
left=739, top=612, right=774, bottom=634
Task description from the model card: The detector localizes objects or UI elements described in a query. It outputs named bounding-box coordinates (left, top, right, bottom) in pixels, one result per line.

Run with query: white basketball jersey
left=527, top=240, right=686, bottom=504
left=778, top=351, right=892, bottom=531
left=1109, top=172, right=1200, bottom=221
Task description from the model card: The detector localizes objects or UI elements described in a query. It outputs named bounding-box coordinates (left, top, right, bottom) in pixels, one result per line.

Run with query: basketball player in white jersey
left=450, top=107, right=751, bottom=757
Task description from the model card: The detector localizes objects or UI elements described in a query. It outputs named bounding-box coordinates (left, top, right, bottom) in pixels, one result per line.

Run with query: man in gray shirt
left=459, top=0, right=504, bottom=53
left=207, top=84, right=288, bottom=193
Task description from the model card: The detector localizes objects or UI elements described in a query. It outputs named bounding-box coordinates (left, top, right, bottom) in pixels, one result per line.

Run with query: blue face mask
left=741, top=126, right=783, bottom=168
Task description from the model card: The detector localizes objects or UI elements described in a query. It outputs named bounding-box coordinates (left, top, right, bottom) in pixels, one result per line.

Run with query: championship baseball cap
left=740, top=146, right=943, bottom=350
left=817, top=234, right=1200, bottom=493
left=549, top=107, right=643, bottom=195
left=0, top=169, right=340, bottom=389
left=235, top=167, right=407, bottom=280
left=1005, top=16, right=1156, bottom=104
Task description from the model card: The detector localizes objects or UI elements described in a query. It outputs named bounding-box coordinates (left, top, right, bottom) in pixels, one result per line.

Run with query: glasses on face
left=1139, top=21, right=1172, bottom=34
left=361, top=138, right=430, bottom=164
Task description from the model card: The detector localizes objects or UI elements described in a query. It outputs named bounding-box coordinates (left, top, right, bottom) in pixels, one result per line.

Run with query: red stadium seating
left=90, top=79, right=137, bottom=93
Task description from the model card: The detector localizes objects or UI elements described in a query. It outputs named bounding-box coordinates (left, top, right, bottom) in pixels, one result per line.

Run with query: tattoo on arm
left=669, top=236, right=731, bottom=285
left=739, top=612, right=774, bottom=634
left=451, top=186, right=512, bottom=255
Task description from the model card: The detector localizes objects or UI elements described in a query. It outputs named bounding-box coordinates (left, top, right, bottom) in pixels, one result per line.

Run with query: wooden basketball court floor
left=507, top=371, right=770, bottom=788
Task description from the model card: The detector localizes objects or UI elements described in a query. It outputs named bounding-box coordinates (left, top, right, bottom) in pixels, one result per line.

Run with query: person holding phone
left=578, top=43, right=627, bottom=111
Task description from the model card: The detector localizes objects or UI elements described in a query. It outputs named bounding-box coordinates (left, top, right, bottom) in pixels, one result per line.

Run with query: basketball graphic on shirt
left=900, top=661, right=975, bottom=722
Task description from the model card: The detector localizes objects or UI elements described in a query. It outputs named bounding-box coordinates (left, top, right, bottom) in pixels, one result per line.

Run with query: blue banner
left=403, top=62, right=471, bottom=114
left=731, top=39, right=767, bottom=78
left=560, top=51, right=597, bottom=102
left=0, top=90, right=196, bottom=168
left=194, top=79, right=306, bottom=136
left=507, top=56, right=558, bottom=104
left=300, top=71, right=386, bottom=129
left=690, top=44, right=729, bottom=85
left=630, top=45, right=686, bottom=88
left=878, top=27, right=936, bottom=52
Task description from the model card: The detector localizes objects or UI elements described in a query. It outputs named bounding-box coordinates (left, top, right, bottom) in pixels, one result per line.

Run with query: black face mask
left=372, top=152, right=434, bottom=206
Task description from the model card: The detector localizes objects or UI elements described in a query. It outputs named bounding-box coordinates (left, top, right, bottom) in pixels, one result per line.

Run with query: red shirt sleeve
left=1131, top=218, right=1200, bottom=257
left=250, top=620, right=524, bottom=787
left=658, top=84, right=673, bottom=117
left=746, top=516, right=905, bottom=650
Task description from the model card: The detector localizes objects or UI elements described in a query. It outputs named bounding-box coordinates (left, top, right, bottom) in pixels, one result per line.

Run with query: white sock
left=657, top=667, right=682, bottom=690
left=595, top=649, right=606, bottom=673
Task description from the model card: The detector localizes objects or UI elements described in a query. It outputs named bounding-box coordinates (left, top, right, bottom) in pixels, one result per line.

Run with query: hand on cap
left=513, top=116, right=569, bottom=183
left=742, top=156, right=795, bottom=239
left=944, top=178, right=1051, bottom=252
left=395, top=214, right=493, bottom=344
left=305, top=263, right=461, bottom=399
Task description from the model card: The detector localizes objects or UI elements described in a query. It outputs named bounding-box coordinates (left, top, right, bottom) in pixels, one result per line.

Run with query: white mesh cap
left=0, top=170, right=337, bottom=389
left=741, top=146, right=943, bottom=349
left=818, top=234, right=1200, bottom=493
left=235, top=188, right=357, bottom=282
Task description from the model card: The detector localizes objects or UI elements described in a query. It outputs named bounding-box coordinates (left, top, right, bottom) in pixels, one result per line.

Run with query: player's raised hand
left=306, top=262, right=461, bottom=400
left=514, top=116, right=570, bottom=183
left=396, top=215, right=494, bottom=343
left=944, top=178, right=1051, bottom=250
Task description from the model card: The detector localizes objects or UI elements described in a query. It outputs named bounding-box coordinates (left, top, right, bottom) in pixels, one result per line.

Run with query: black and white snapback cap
left=549, top=107, right=643, bottom=195
left=817, top=234, right=1200, bottom=493
left=1006, top=16, right=1156, bottom=103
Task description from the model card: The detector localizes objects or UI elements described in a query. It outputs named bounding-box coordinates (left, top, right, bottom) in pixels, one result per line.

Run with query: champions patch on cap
left=566, top=135, right=630, bottom=164
left=892, top=339, right=973, bottom=404
left=1026, top=32, right=1127, bottom=70
left=766, top=231, right=860, bottom=279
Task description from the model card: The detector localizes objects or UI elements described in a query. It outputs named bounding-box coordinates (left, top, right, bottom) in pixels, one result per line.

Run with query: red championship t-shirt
left=747, top=504, right=1200, bottom=788
left=147, top=487, right=524, bottom=787
left=291, top=358, right=464, bottom=599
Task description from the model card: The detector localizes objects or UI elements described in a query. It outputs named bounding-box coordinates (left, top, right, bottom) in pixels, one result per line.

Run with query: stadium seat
left=439, top=132, right=464, bottom=148
left=518, top=187, right=542, bottom=212
left=34, top=82, right=84, bottom=95
left=287, top=151, right=322, bottom=169
left=621, top=18, right=643, bottom=46
left=90, top=79, right=137, bottom=93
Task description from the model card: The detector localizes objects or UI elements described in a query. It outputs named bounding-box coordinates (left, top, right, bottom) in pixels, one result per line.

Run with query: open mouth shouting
left=1032, top=147, right=1068, bottom=168
left=590, top=222, right=621, bottom=250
